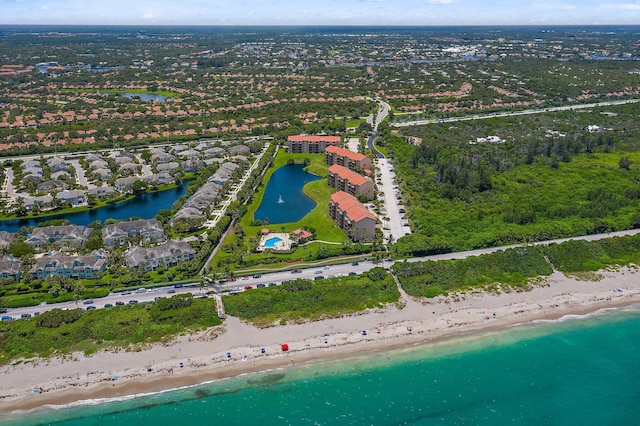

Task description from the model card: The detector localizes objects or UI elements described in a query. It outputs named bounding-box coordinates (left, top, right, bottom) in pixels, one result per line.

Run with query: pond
left=120, top=92, right=172, bottom=102
left=254, top=164, right=321, bottom=225
left=0, top=180, right=192, bottom=232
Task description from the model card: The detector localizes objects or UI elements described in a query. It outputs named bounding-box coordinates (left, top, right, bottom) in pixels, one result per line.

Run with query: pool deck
left=257, top=232, right=294, bottom=251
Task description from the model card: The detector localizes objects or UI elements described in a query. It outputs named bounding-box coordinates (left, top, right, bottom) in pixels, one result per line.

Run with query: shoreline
left=1, top=267, right=640, bottom=414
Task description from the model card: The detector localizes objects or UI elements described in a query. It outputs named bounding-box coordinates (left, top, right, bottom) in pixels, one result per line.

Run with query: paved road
left=5, top=228, right=640, bottom=320
left=391, top=98, right=640, bottom=128
left=68, top=159, right=94, bottom=189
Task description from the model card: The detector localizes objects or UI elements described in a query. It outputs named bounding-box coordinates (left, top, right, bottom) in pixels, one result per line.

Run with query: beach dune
left=1, top=267, right=639, bottom=413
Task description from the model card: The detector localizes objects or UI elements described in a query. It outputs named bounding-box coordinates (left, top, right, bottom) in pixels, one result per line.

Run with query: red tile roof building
left=287, top=135, right=341, bottom=153
left=325, top=145, right=371, bottom=171
left=329, top=191, right=377, bottom=241
left=327, top=164, right=375, bottom=200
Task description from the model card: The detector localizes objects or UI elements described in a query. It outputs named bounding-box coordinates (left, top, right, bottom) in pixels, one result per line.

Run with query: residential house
left=89, top=160, right=109, bottom=170
left=37, top=179, right=67, bottom=193
left=29, top=250, right=107, bottom=279
left=21, top=195, right=53, bottom=210
left=93, top=168, right=112, bottom=180
left=207, top=162, right=239, bottom=185
left=152, top=172, right=174, bottom=185
left=0, top=255, right=22, bottom=282
left=115, top=176, right=141, bottom=192
left=51, top=170, right=71, bottom=181
left=47, top=157, right=67, bottom=172
left=157, top=162, right=179, bottom=172
left=25, top=225, right=93, bottom=251
left=88, top=186, right=116, bottom=198
left=287, top=135, right=341, bottom=153
left=325, top=145, right=372, bottom=171
left=118, top=163, right=139, bottom=175
left=327, top=164, right=375, bottom=200
left=329, top=191, right=377, bottom=241
left=173, top=182, right=222, bottom=221
left=102, top=219, right=165, bottom=248
left=56, top=190, right=86, bottom=206
left=228, top=144, right=250, bottom=155
left=204, top=147, right=226, bottom=157
left=0, top=231, right=15, bottom=250
left=125, top=240, right=195, bottom=271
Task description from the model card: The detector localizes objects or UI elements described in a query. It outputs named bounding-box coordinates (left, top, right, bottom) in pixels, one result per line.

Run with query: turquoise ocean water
left=3, top=306, right=639, bottom=425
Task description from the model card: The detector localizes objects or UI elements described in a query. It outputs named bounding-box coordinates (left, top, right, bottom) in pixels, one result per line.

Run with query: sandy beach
left=1, top=267, right=639, bottom=413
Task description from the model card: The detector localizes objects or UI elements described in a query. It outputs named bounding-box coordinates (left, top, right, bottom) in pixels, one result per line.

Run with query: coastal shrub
left=367, top=267, right=388, bottom=281
left=36, top=308, right=83, bottom=328
left=543, top=234, right=640, bottom=273
left=283, top=279, right=313, bottom=292
left=393, top=246, right=553, bottom=298
left=0, top=299, right=222, bottom=365
left=223, top=272, right=399, bottom=326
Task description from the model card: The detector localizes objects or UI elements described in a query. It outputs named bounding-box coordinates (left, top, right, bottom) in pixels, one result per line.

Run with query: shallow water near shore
left=4, top=305, right=640, bottom=425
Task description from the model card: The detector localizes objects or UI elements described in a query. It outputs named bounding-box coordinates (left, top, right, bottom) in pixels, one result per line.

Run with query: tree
left=619, top=157, right=632, bottom=170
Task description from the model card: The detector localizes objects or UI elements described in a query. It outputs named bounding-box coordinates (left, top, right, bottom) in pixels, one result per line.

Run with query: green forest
left=388, top=103, right=640, bottom=256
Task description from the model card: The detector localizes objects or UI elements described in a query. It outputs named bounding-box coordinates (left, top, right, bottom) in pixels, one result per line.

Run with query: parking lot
left=375, top=157, right=411, bottom=243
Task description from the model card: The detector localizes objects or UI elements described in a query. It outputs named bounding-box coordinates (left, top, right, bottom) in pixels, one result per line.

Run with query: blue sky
left=1, top=0, right=639, bottom=25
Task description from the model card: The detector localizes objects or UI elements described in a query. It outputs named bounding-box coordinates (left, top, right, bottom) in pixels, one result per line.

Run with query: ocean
left=3, top=306, right=639, bottom=425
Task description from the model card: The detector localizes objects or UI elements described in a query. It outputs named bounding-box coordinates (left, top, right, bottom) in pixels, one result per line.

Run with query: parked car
left=174, top=284, right=183, bottom=288
left=244, top=285, right=253, bottom=290
left=0, top=308, right=7, bottom=314
left=83, top=299, right=94, bottom=305
left=104, top=303, right=113, bottom=308
left=268, top=282, right=277, bottom=287
left=167, top=289, right=176, bottom=294
left=21, top=313, right=31, bottom=319
left=86, top=306, right=96, bottom=311
left=253, top=274, right=262, bottom=279
left=256, top=283, right=266, bottom=288
left=349, top=272, right=357, bottom=276
left=351, top=261, right=359, bottom=266
left=115, top=301, right=125, bottom=306
left=314, top=276, right=325, bottom=280
left=128, top=300, right=138, bottom=304
left=291, top=269, right=302, bottom=274
left=314, top=270, right=323, bottom=274
left=1, top=315, right=12, bottom=322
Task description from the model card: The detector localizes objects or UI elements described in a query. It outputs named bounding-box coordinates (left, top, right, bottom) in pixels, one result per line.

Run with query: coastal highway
left=391, top=98, right=640, bottom=127
left=4, top=228, right=640, bottom=320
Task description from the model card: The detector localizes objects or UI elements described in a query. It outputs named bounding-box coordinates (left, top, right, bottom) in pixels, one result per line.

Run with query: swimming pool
left=263, top=237, right=283, bottom=248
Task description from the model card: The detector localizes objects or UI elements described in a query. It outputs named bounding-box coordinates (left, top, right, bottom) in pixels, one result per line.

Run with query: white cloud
left=429, top=0, right=453, bottom=4
left=618, top=3, right=640, bottom=9
left=534, top=3, right=577, bottom=10
left=142, top=12, right=159, bottom=19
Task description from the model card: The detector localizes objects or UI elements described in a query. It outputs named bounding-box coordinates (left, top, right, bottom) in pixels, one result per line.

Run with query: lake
left=120, top=92, right=171, bottom=102
left=253, top=164, right=321, bottom=225
left=0, top=180, right=192, bottom=232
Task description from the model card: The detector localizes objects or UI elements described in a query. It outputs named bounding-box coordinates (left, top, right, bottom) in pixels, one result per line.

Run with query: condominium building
left=329, top=191, right=377, bottom=241
left=325, top=145, right=371, bottom=171
left=327, top=164, right=375, bottom=200
left=287, top=135, right=341, bottom=153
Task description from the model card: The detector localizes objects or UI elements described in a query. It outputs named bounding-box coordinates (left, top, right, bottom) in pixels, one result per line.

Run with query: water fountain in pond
left=277, top=194, right=284, bottom=204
